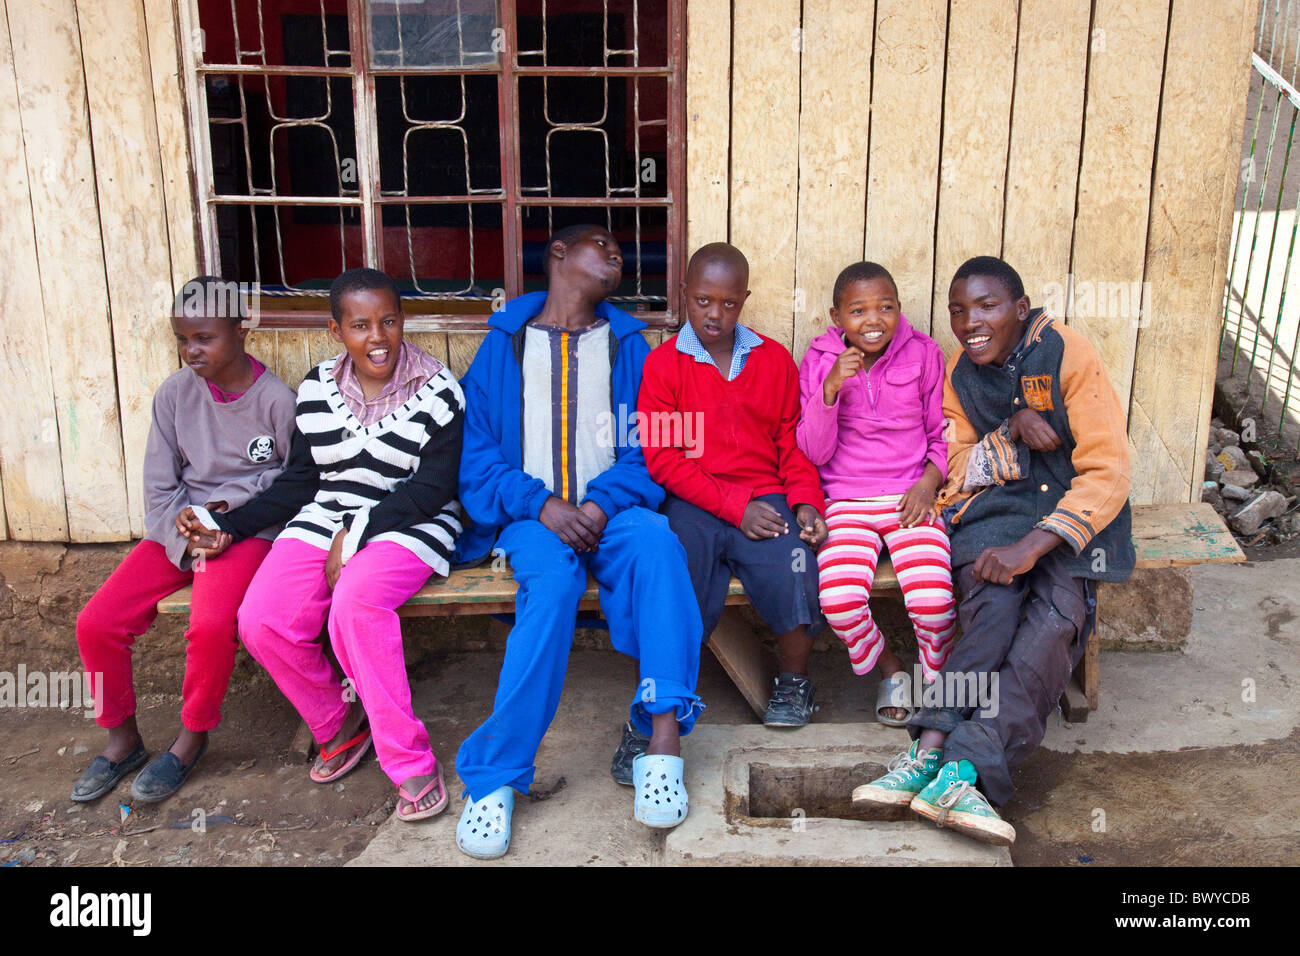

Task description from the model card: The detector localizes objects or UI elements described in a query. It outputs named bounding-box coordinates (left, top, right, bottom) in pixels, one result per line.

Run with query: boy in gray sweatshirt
left=72, top=276, right=297, bottom=805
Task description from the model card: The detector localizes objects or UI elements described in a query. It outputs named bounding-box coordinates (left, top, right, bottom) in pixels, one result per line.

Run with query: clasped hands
left=174, top=501, right=232, bottom=561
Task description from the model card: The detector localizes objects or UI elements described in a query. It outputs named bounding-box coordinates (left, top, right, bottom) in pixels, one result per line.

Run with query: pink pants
left=237, top=537, right=436, bottom=786
left=77, top=537, right=273, bottom=731
left=817, top=498, right=957, bottom=682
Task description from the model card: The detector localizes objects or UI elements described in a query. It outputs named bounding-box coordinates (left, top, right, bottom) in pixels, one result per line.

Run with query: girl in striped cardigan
left=180, top=268, right=464, bottom=822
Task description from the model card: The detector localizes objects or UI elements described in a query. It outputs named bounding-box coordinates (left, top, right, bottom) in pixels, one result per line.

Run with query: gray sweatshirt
left=143, top=364, right=297, bottom=569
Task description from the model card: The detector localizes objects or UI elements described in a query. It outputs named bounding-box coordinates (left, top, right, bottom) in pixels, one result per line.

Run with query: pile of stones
left=1202, top=418, right=1298, bottom=538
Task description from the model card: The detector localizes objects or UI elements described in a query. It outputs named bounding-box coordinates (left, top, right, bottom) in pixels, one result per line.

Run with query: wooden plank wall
left=864, top=0, right=947, bottom=341
left=687, top=0, right=1255, bottom=505
left=1130, top=0, right=1258, bottom=503
left=0, top=0, right=1261, bottom=542
left=0, top=0, right=199, bottom=543
left=0, top=0, right=68, bottom=540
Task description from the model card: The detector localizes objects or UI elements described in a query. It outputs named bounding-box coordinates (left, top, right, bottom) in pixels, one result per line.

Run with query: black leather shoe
left=70, top=739, right=149, bottom=802
left=129, top=738, right=208, bottom=803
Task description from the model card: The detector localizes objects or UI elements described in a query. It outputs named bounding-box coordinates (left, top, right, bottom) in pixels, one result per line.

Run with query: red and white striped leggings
left=817, top=497, right=957, bottom=682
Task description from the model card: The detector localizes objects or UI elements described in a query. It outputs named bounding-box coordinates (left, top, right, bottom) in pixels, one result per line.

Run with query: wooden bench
left=158, top=502, right=1244, bottom=722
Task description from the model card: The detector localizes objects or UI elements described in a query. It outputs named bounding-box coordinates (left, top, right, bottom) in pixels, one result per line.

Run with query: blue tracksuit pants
left=455, top=506, right=704, bottom=800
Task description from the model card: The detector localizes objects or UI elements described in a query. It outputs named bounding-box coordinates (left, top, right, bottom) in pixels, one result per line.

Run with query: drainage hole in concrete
left=747, top=762, right=910, bottom=822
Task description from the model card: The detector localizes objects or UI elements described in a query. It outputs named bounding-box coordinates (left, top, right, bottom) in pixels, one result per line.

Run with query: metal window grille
left=179, top=0, right=685, bottom=331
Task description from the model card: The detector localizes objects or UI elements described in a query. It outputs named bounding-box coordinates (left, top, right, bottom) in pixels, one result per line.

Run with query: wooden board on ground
left=1001, top=0, right=1091, bottom=306
left=0, top=0, right=69, bottom=540
left=79, top=0, right=183, bottom=538
left=728, top=0, right=801, bottom=348
left=9, top=0, right=131, bottom=541
left=930, top=0, right=1018, bottom=356
left=864, top=0, right=947, bottom=334
left=684, top=0, right=730, bottom=253
left=792, top=0, right=873, bottom=361
left=1128, top=0, right=1258, bottom=504
left=1129, top=502, right=1246, bottom=567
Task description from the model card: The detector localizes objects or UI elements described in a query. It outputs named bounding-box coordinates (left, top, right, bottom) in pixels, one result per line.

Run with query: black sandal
left=70, top=739, right=149, bottom=802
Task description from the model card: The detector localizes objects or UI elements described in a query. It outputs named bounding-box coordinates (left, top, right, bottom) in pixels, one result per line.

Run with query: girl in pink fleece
left=797, top=262, right=955, bottom=725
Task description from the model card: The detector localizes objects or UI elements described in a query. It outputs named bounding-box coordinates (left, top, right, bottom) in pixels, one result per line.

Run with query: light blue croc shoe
left=632, top=753, right=689, bottom=828
left=456, top=785, right=514, bottom=859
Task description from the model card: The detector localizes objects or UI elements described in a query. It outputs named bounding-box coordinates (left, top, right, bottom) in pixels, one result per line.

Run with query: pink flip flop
left=396, top=766, right=449, bottom=822
left=309, top=724, right=372, bottom=784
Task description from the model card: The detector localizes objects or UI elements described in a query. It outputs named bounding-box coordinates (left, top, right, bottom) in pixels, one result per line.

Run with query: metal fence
left=1221, top=0, right=1300, bottom=451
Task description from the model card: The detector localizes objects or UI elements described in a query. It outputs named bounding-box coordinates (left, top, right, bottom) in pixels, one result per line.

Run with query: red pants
left=76, top=537, right=272, bottom=731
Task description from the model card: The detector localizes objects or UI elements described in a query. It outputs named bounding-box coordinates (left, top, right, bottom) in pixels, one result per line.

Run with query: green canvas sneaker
left=851, top=741, right=943, bottom=807
left=910, top=759, right=1016, bottom=846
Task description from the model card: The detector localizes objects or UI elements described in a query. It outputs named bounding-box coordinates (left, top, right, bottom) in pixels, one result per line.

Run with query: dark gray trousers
left=907, top=550, right=1094, bottom=806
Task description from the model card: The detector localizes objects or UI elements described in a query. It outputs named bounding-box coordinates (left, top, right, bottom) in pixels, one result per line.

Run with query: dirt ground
left=2, top=550, right=1296, bottom=868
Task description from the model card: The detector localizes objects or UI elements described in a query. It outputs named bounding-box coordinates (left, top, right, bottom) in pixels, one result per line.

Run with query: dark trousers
left=662, top=493, right=823, bottom=640
left=908, top=550, right=1094, bottom=806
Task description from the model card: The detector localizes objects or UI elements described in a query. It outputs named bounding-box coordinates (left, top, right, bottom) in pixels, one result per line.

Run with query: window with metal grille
left=180, top=0, right=685, bottom=330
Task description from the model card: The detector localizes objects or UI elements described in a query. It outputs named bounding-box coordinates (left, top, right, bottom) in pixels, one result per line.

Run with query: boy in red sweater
left=639, top=243, right=828, bottom=726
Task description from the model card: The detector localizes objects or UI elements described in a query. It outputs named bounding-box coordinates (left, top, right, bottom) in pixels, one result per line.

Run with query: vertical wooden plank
left=447, top=332, right=487, bottom=379
left=728, top=0, right=801, bottom=349
left=1067, top=0, right=1169, bottom=410
left=0, top=0, right=69, bottom=540
left=1129, top=0, right=1256, bottom=503
left=244, top=326, right=277, bottom=385
left=1001, top=0, right=1091, bottom=310
left=143, top=0, right=200, bottom=288
left=685, top=0, right=731, bottom=255
left=792, top=0, right=874, bottom=362
left=864, top=0, right=947, bottom=337
left=406, top=331, right=451, bottom=368
left=930, top=0, right=1019, bottom=356
left=304, top=329, right=340, bottom=371
left=10, top=0, right=131, bottom=541
left=79, top=0, right=183, bottom=538
left=270, top=331, right=315, bottom=390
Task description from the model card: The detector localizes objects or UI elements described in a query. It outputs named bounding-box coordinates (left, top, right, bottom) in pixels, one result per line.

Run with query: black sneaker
left=763, top=672, right=816, bottom=727
left=610, top=721, right=650, bottom=786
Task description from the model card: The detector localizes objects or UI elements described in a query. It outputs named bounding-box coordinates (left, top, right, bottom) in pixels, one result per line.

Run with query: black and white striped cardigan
left=215, top=356, right=466, bottom=576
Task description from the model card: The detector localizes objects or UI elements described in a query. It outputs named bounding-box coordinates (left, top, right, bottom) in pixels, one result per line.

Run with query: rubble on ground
left=1201, top=418, right=1299, bottom=542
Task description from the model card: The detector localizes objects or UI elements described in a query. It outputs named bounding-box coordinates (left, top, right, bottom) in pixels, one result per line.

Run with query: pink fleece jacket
left=796, top=315, right=948, bottom=500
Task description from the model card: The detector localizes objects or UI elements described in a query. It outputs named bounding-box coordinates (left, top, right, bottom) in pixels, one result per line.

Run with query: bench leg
left=1081, top=624, right=1099, bottom=710
left=290, top=719, right=316, bottom=762
left=1062, top=614, right=1102, bottom=723
left=706, top=606, right=779, bottom=719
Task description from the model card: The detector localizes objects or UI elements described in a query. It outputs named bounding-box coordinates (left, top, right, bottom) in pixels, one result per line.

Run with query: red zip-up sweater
left=638, top=332, right=826, bottom=526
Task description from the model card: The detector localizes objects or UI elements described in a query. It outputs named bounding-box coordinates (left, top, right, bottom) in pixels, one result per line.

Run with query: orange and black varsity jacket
left=935, top=309, right=1135, bottom=582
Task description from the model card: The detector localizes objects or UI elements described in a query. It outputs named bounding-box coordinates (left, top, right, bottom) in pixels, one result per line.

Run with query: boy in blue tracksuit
left=453, top=223, right=704, bottom=859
